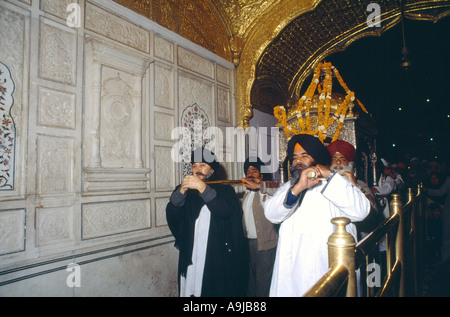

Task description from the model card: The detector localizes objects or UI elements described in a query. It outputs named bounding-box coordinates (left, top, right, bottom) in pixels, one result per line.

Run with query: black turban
left=243, top=156, right=271, bottom=180
left=287, top=134, right=331, bottom=166
left=190, top=147, right=220, bottom=171
left=243, top=156, right=264, bottom=173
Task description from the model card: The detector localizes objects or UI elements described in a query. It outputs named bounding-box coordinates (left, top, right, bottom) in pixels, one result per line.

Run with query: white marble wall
left=0, top=0, right=236, bottom=296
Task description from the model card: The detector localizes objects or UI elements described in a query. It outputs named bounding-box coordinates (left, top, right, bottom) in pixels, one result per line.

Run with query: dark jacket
left=166, top=180, right=247, bottom=297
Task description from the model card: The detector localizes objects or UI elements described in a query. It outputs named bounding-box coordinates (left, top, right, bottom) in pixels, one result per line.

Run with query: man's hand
left=179, top=175, right=207, bottom=194
left=290, top=164, right=333, bottom=196
left=315, top=164, right=332, bottom=179
left=290, top=166, right=320, bottom=196
left=341, top=171, right=357, bottom=185
left=240, top=177, right=261, bottom=190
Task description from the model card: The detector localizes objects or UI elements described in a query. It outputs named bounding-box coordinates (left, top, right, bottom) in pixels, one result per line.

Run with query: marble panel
left=217, top=86, right=231, bottom=123
left=0, top=2, right=29, bottom=198
left=99, top=66, right=143, bottom=168
left=36, top=135, right=73, bottom=196
left=41, top=0, right=78, bottom=21
left=178, top=73, right=214, bottom=118
left=37, top=86, right=76, bottom=130
left=177, top=46, right=214, bottom=79
left=82, top=199, right=151, bottom=239
left=39, top=17, right=77, bottom=85
left=154, top=146, right=175, bottom=191
left=216, top=64, right=230, bottom=86
left=83, top=37, right=151, bottom=194
left=85, top=2, right=150, bottom=53
left=154, top=112, right=174, bottom=141
left=36, top=206, right=74, bottom=246
left=0, top=209, right=25, bottom=255
left=155, top=197, right=169, bottom=227
left=0, top=61, right=16, bottom=191
left=154, top=35, right=173, bottom=63
left=154, top=63, right=174, bottom=110
left=0, top=3, right=26, bottom=110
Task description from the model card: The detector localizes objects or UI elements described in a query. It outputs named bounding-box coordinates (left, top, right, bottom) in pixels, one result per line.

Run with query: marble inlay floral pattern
left=180, top=104, right=210, bottom=177
left=0, top=61, right=15, bottom=190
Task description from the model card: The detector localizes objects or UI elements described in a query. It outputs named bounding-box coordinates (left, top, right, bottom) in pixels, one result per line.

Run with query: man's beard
left=290, top=162, right=309, bottom=186
left=330, top=162, right=354, bottom=174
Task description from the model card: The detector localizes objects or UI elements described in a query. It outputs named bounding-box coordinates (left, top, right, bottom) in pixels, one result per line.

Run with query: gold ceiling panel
left=113, top=0, right=151, bottom=18
left=213, top=0, right=277, bottom=38
left=113, top=0, right=232, bottom=61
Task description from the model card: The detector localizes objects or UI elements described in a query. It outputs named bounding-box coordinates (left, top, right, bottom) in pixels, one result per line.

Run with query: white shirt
left=264, top=173, right=370, bottom=296
left=179, top=205, right=211, bottom=297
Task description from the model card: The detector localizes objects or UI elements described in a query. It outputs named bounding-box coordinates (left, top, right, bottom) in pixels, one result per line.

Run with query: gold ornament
left=274, top=62, right=366, bottom=142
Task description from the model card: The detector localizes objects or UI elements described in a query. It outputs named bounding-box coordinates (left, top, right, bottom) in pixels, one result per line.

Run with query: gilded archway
left=238, top=0, right=450, bottom=129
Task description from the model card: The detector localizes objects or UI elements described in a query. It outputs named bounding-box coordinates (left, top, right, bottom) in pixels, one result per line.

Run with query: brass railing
left=304, top=186, right=425, bottom=297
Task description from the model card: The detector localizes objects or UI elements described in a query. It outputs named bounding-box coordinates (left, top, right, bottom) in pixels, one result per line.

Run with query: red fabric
left=327, top=140, right=355, bottom=162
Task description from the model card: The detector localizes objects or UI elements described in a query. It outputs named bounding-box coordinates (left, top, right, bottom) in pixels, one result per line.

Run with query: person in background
left=395, top=161, right=415, bottom=191
left=424, top=173, right=450, bottom=263
left=240, top=156, right=278, bottom=297
left=327, top=140, right=379, bottom=237
left=371, top=158, right=405, bottom=219
left=408, top=157, right=422, bottom=188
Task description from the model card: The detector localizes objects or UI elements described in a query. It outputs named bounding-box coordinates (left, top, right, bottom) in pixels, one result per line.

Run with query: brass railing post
left=408, top=187, right=419, bottom=295
left=407, top=188, right=414, bottom=204
left=416, top=184, right=425, bottom=295
left=390, top=193, right=405, bottom=296
left=328, top=217, right=356, bottom=297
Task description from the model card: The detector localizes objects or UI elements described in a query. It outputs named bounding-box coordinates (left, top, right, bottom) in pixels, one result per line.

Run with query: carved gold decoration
left=273, top=61, right=369, bottom=143
left=214, top=0, right=278, bottom=38
left=236, top=0, right=319, bottom=128
left=230, top=36, right=244, bottom=66
left=114, top=0, right=232, bottom=61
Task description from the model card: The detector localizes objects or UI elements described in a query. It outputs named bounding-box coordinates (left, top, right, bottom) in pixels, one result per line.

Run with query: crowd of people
left=390, top=157, right=450, bottom=264
left=165, top=138, right=449, bottom=297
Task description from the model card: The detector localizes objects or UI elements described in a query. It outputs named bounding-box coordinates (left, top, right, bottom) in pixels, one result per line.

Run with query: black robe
left=166, top=181, right=248, bottom=297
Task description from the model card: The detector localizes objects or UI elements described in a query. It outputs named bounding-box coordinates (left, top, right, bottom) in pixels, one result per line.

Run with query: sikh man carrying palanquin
left=166, top=147, right=247, bottom=297
left=327, top=139, right=380, bottom=238
left=264, top=134, right=370, bottom=296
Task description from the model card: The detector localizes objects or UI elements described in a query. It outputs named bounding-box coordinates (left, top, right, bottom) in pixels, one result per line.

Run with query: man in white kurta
left=264, top=134, right=370, bottom=297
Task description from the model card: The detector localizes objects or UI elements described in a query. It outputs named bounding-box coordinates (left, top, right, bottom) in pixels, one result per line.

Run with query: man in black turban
left=166, top=147, right=247, bottom=297
left=240, top=156, right=278, bottom=296
left=264, top=134, right=370, bottom=296
left=287, top=133, right=331, bottom=166
left=286, top=133, right=331, bottom=190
